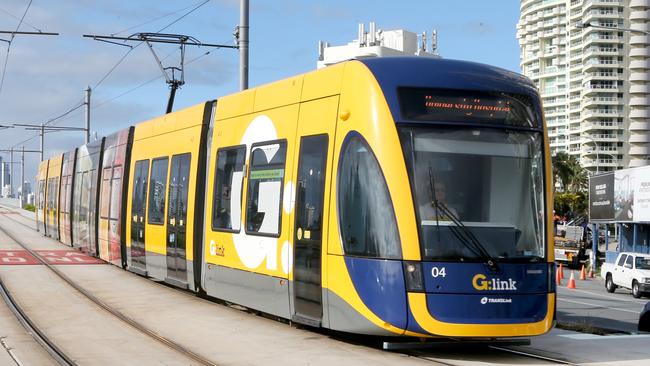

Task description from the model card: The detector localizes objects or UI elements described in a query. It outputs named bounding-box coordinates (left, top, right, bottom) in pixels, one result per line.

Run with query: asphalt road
left=556, top=267, right=649, bottom=333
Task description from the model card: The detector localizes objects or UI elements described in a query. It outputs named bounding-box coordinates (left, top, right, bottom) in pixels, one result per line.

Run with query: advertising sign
left=633, top=166, right=650, bottom=222
left=614, top=169, right=635, bottom=222
left=589, top=172, right=614, bottom=221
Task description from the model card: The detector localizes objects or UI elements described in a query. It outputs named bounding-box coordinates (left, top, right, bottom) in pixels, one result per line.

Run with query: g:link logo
left=472, top=274, right=518, bottom=291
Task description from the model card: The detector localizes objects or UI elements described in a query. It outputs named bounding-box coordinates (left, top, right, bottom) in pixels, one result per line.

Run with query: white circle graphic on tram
left=231, top=115, right=287, bottom=273
left=283, top=181, right=295, bottom=215
left=281, top=240, right=293, bottom=274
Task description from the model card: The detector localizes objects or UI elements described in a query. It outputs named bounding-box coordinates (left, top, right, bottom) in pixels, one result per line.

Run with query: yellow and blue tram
left=35, top=57, right=555, bottom=338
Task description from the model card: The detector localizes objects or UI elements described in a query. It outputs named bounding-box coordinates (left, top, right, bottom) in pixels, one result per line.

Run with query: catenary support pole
left=9, top=148, right=13, bottom=197
left=40, top=123, right=44, bottom=161
left=85, top=87, right=91, bottom=144
left=20, top=146, right=24, bottom=208
left=633, top=224, right=638, bottom=253
left=239, top=0, right=249, bottom=90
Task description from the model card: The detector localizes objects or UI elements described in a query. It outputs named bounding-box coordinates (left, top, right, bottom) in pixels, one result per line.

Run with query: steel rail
left=0, top=212, right=218, bottom=366
left=1, top=204, right=575, bottom=365
left=488, top=345, right=576, bottom=365
left=0, top=278, right=76, bottom=366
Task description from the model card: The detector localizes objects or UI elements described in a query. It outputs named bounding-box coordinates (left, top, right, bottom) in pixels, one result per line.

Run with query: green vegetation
left=23, top=204, right=35, bottom=212
left=552, top=152, right=588, bottom=217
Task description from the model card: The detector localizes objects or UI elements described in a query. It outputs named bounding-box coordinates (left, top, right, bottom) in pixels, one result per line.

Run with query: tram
left=36, top=57, right=555, bottom=338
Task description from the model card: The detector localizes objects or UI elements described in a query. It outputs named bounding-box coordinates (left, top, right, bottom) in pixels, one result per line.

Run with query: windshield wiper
left=428, top=167, right=500, bottom=272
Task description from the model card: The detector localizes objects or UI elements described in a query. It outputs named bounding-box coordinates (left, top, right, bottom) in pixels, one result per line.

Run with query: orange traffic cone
left=589, top=267, right=595, bottom=279
left=559, top=263, right=564, bottom=279
left=580, top=265, right=587, bottom=280
left=567, top=271, right=577, bottom=289
left=556, top=267, right=562, bottom=285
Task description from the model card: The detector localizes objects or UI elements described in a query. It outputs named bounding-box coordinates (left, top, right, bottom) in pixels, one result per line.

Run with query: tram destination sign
left=589, top=172, right=614, bottom=221
left=398, top=88, right=538, bottom=128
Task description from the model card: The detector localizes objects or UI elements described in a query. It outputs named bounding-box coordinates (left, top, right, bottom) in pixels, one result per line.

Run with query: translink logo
left=472, top=274, right=518, bottom=291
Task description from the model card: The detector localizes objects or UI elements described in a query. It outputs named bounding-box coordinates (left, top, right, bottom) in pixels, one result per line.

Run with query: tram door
left=130, top=160, right=149, bottom=272
left=166, top=153, right=191, bottom=285
left=293, top=135, right=328, bottom=322
left=291, top=96, right=338, bottom=325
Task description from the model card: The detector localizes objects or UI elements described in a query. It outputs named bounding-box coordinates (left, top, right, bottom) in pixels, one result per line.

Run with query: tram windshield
left=399, top=126, right=545, bottom=262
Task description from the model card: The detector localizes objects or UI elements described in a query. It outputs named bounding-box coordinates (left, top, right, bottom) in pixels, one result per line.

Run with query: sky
left=0, top=0, right=521, bottom=190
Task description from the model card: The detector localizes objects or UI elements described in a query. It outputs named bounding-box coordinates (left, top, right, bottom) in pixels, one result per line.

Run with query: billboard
left=614, top=169, right=635, bottom=222
left=589, top=173, right=614, bottom=221
left=590, top=166, right=650, bottom=223
left=633, top=166, right=650, bottom=222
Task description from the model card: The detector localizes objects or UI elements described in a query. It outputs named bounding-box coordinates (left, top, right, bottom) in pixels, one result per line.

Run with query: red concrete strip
left=34, top=250, right=105, bottom=265
left=0, top=250, right=40, bottom=265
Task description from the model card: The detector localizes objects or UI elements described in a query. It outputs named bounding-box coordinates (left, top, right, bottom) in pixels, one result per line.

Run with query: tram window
left=54, top=177, right=59, bottom=211
left=100, top=168, right=111, bottom=219
left=245, top=141, right=287, bottom=236
left=399, top=126, right=545, bottom=261
left=79, top=172, right=90, bottom=226
left=61, top=177, right=68, bottom=214
left=38, top=180, right=44, bottom=210
left=338, top=134, right=401, bottom=259
left=295, top=134, right=328, bottom=241
left=148, top=157, right=169, bottom=225
left=212, top=146, right=246, bottom=232
left=109, top=166, right=122, bottom=220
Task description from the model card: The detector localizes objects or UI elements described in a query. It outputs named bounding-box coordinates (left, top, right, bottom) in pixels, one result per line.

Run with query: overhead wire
left=94, top=49, right=213, bottom=110
left=0, top=0, right=33, bottom=98
left=0, top=6, right=41, bottom=32
left=91, top=0, right=212, bottom=91
left=4, top=0, right=217, bottom=151
left=110, top=0, right=208, bottom=37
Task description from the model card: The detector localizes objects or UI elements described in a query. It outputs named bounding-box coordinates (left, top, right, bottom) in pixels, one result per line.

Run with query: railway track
left=408, top=345, right=576, bottom=365
left=0, top=278, right=75, bottom=366
left=0, top=208, right=218, bottom=366
left=0, top=205, right=577, bottom=365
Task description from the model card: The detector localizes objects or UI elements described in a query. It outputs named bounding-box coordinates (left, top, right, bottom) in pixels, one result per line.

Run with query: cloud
left=0, top=0, right=239, bottom=188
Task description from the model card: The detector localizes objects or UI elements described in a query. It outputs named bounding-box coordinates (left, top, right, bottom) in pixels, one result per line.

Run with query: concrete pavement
left=556, top=267, right=649, bottom=334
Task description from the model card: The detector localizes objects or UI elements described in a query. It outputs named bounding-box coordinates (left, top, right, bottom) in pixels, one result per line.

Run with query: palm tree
left=552, top=152, right=587, bottom=194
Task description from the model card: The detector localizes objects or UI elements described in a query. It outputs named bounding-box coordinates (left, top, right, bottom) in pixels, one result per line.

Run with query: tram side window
left=54, top=177, right=59, bottom=211
left=100, top=167, right=111, bottom=219
left=212, top=146, right=246, bottom=231
left=245, top=141, right=287, bottom=236
left=38, top=180, right=45, bottom=210
left=60, top=177, right=68, bottom=214
left=110, top=167, right=122, bottom=220
left=148, top=157, right=169, bottom=225
left=338, top=134, right=401, bottom=259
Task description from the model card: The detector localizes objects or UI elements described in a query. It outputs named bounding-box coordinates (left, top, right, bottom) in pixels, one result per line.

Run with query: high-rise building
left=517, top=0, right=650, bottom=172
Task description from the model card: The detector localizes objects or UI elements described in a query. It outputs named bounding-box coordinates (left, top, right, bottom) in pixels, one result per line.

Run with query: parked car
left=601, top=252, right=650, bottom=298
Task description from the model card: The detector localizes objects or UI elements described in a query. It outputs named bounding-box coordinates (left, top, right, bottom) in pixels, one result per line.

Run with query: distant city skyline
left=0, top=0, right=521, bottom=187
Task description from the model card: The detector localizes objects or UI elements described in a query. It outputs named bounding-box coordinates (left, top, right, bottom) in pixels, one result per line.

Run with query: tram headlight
left=403, top=261, right=424, bottom=292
